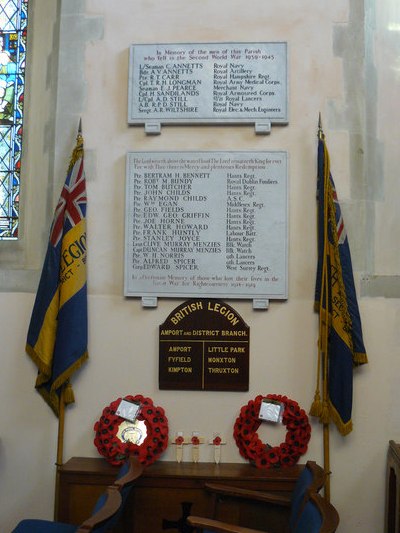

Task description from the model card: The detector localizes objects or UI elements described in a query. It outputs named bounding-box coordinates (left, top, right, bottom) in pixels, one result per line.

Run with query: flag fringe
left=310, top=398, right=353, bottom=436
left=354, top=352, right=368, bottom=365
left=50, top=350, right=88, bottom=400
left=26, top=343, right=52, bottom=381
left=38, top=381, right=76, bottom=417
left=36, top=387, right=59, bottom=417
left=28, top=347, right=88, bottom=417
left=329, top=400, right=353, bottom=436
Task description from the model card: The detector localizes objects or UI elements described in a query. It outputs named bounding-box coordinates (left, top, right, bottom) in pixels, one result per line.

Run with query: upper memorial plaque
left=128, top=42, right=288, bottom=133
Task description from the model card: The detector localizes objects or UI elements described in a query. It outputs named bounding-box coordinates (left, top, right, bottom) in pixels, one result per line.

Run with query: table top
left=60, top=457, right=304, bottom=482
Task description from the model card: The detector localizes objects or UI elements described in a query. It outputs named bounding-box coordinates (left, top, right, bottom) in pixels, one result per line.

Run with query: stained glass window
left=0, top=0, right=28, bottom=240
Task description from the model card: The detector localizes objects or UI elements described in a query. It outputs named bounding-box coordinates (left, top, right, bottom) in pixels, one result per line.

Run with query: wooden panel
left=131, top=487, right=213, bottom=532
left=57, top=458, right=301, bottom=532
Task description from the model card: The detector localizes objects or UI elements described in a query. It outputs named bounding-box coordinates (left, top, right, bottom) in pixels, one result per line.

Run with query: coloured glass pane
left=0, top=0, right=28, bottom=239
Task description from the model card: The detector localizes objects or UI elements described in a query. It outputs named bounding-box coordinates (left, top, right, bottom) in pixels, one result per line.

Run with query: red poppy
left=255, top=456, right=270, bottom=468
left=266, top=448, right=280, bottom=464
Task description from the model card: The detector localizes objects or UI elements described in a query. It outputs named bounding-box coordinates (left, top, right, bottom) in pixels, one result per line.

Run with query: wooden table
left=57, top=457, right=303, bottom=532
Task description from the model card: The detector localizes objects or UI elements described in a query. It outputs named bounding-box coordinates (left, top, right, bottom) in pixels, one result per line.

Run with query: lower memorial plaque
left=124, top=150, right=288, bottom=307
left=159, top=299, right=249, bottom=391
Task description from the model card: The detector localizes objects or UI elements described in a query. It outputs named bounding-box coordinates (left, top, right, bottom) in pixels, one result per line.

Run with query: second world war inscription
left=128, top=42, right=288, bottom=127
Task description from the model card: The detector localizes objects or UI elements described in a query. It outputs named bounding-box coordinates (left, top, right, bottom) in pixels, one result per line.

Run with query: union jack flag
left=332, top=186, right=346, bottom=245
left=50, top=153, right=86, bottom=247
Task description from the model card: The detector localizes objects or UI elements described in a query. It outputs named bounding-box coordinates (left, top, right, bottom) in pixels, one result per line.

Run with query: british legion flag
left=310, top=121, right=367, bottom=435
left=26, top=126, right=88, bottom=417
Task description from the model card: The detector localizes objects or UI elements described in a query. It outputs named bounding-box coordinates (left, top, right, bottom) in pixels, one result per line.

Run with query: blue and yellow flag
left=310, top=123, right=368, bottom=435
left=26, top=128, right=88, bottom=417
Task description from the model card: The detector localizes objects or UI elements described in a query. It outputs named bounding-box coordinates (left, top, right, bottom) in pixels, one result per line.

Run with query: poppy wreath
left=233, top=394, right=311, bottom=469
left=94, top=394, right=169, bottom=466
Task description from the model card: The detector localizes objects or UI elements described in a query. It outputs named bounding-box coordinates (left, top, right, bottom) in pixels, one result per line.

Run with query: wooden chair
left=11, top=456, right=144, bottom=532
left=204, top=461, right=326, bottom=531
left=188, top=491, right=339, bottom=533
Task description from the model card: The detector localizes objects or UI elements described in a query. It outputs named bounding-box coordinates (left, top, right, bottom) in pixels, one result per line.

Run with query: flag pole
left=318, top=113, right=331, bottom=502
left=53, top=120, right=85, bottom=518
left=323, top=424, right=331, bottom=501
left=54, top=384, right=66, bottom=519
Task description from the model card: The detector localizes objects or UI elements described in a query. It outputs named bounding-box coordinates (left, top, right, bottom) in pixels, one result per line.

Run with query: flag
left=310, top=122, right=368, bottom=435
left=26, top=126, right=88, bottom=417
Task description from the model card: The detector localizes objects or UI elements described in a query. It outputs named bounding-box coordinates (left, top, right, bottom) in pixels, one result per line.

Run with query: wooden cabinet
left=386, top=441, right=400, bottom=533
left=57, top=457, right=303, bottom=532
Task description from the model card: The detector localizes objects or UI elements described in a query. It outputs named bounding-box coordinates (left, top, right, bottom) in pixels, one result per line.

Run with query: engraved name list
left=124, top=151, right=288, bottom=301
left=128, top=42, right=288, bottom=126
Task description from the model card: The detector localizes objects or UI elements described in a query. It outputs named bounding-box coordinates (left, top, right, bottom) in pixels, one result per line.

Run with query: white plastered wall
left=0, top=1, right=399, bottom=532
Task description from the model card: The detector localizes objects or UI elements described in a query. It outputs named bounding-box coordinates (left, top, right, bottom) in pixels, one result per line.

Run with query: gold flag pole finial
left=318, top=113, right=324, bottom=140
left=77, top=118, right=83, bottom=141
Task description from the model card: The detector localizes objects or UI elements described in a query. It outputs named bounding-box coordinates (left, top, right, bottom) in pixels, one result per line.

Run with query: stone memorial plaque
left=124, top=151, right=288, bottom=304
left=128, top=42, right=287, bottom=132
left=159, top=299, right=249, bottom=391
